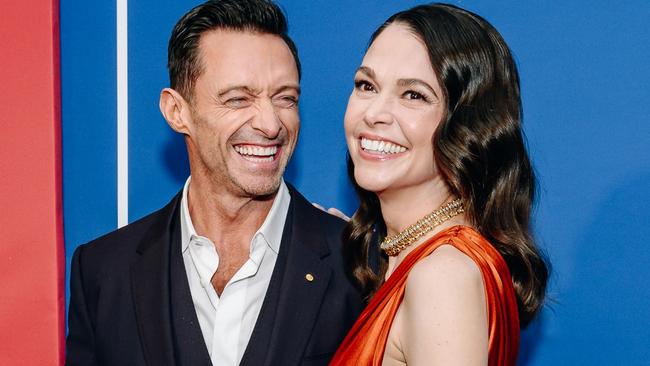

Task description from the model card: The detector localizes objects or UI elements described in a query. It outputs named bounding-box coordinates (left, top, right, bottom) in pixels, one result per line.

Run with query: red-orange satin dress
left=330, top=226, right=519, bottom=366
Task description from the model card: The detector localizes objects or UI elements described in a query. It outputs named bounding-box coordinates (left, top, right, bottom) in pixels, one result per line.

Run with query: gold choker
left=380, top=199, right=464, bottom=256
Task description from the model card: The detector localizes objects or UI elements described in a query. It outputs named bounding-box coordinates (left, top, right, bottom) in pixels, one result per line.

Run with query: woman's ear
left=159, top=88, right=193, bottom=135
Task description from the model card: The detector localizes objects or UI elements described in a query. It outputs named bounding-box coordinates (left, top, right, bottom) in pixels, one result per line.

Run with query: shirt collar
left=180, top=176, right=291, bottom=255
left=180, top=176, right=196, bottom=254
left=256, top=179, right=290, bottom=254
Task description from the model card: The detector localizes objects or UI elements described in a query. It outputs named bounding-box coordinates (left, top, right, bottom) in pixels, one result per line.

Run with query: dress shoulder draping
left=330, top=226, right=519, bottom=366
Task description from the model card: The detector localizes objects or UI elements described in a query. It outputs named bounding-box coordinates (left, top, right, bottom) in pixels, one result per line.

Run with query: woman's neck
left=378, top=178, right=452, bottom=237
left=378, top=179, right=471, bottom=279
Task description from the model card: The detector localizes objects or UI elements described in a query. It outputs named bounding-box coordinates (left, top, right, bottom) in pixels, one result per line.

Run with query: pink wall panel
left=0, top=1, right=64, bottom=365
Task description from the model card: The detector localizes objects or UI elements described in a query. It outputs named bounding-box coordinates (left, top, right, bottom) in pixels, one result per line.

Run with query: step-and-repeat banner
left=3, top=0, right=650, bottom=364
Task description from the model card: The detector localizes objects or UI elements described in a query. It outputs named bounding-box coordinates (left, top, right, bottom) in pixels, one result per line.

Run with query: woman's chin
left=355, top=174, right=393, bottom=194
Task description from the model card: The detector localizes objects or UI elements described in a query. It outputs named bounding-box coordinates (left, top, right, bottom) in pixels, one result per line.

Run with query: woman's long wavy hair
left=343, top=3, right=548, bottom=327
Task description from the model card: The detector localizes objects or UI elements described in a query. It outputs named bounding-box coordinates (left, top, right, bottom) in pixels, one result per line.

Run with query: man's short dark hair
left=168, top=0, right=301, bottom=100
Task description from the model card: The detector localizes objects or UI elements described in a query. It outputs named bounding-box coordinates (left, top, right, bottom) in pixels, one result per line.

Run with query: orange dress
left=330, top=226, right=519, bottom=366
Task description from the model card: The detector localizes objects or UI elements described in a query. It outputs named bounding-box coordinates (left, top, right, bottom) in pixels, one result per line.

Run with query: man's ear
left=159, top=88, right=192, bottom=135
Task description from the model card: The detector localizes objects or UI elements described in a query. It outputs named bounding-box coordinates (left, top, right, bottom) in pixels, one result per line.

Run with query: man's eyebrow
left=217, top=85, right=301, bottom=97
left=397, top=78, right=438, bottom=98
left=217, top=85, right=260, bottom=97
left=273, top=84, right=301, bottom=96
left=355, top=66, right=376, bottom=80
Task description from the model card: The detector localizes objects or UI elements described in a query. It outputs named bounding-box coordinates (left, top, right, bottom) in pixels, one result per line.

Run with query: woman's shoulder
left=418, top=225, right=507, bottom=274
left=397, top=242, right=489, bottom=363
left=405, top=243, right=484, bottom=299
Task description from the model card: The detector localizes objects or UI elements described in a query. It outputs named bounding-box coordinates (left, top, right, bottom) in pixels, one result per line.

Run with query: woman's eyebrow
left=397, top=78, right=438, bottom=98
left=356, top=66, right=376, bottom=79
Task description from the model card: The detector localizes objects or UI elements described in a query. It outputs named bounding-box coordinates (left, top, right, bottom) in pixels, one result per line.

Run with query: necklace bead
left=380, top=199, right=464, bottom=256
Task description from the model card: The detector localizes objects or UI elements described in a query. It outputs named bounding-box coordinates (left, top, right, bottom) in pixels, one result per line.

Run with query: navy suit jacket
left=66, top=185, right=365, bottom=366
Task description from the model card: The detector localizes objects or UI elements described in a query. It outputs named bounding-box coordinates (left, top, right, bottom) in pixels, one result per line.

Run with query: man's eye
left=354, top=80, right=375, bottom=93
left=225, top=97, right=250, bottom=108
left=274, top=95, right=298, bottom=108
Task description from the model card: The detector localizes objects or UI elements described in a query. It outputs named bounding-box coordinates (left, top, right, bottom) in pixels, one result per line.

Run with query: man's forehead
left=197, top=28, right=289, bottom=58
left=194, top=29, right=299, bottom=87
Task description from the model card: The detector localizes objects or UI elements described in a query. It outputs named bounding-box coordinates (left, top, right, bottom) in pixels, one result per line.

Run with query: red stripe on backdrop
left=0, top=0, right=64, bottom=365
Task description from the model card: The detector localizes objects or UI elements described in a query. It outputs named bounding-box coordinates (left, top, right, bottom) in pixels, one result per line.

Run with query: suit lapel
left=262, top=187, right=334, bottom=366
left=169, top=208, right=213, bottom=366
left=130, top=194, right=180, bottom=366
left=131, top=187, right=334, bottom=366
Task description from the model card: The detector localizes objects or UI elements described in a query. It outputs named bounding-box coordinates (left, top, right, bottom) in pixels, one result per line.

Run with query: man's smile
left=233, top=143, right=281, bottom=163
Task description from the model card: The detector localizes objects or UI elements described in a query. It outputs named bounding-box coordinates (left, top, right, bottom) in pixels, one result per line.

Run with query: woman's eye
left=354, top=80, right=375, bottom=93
left=404, top=90, right=428, bottom=101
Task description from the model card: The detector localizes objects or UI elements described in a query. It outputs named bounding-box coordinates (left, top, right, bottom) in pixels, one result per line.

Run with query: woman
left=330, top=4, right=548, bottom=366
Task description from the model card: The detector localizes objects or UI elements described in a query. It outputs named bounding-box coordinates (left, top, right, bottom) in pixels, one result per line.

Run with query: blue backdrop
left=61, top=1, right=650, bottom=364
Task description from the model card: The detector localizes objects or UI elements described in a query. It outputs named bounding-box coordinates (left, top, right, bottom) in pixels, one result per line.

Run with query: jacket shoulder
left=73, top=193, right=181, bottom=269
left=287, top=185, right=347, bottom=237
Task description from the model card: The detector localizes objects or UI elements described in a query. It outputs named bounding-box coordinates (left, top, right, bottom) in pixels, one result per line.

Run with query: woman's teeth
left=360, top=137, right=406, bottom=154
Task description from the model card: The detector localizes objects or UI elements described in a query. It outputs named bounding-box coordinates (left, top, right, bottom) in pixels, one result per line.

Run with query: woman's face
left=344, top=23, right=446, bottom=196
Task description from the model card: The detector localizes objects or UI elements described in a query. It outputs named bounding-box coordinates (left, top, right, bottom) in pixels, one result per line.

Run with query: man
left=65, top=1, right=365, bottom=365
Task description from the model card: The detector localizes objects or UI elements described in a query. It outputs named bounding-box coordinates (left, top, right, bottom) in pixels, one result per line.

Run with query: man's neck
left=187, top=175, right=276, bottom=250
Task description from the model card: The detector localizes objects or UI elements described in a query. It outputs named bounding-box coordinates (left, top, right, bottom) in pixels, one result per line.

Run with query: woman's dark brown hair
left=343, top=3, right=548, bottom=327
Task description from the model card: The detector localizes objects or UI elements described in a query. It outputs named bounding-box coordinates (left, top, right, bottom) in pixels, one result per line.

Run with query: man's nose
left=251, top=99, right=282, bottom=138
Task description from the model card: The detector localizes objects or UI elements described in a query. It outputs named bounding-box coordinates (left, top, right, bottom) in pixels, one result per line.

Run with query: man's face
left=185, top=29, right=300, bottom=198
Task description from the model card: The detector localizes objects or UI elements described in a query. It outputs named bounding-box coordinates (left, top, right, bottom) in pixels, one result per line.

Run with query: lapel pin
left=305, top=273, right=314, bottom=282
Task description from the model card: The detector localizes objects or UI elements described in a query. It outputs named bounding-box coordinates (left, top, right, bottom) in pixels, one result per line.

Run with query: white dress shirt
left=179, top=177, right=290, bottom=366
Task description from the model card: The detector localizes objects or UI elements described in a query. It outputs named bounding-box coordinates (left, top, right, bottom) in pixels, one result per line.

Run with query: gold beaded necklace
left=380, top=198, right=464, bottom=256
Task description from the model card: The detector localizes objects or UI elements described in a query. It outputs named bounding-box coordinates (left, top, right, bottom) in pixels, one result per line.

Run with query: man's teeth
left=360, top=137, right=406, bottom=154
left=234, top=145, right=277, bottom=161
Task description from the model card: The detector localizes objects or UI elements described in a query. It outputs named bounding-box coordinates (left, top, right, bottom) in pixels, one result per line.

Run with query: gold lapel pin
left=305, top=273, right=314, bottom=282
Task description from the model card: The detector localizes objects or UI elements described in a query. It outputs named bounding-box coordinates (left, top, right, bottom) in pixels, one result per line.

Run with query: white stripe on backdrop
left=117, top=0, right=128, bottom=228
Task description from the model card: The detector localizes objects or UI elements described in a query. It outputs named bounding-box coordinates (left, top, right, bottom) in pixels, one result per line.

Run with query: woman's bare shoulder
left=399, top=244, right=488, bottom=365
left=406, top=244, right=483, bottom=292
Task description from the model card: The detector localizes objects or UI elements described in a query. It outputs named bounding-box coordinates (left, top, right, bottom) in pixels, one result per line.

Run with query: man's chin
left=235, top=175, right=283, bottom=198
